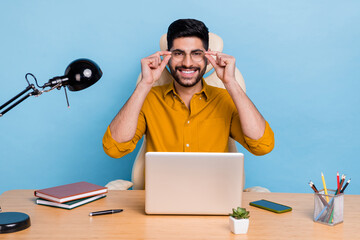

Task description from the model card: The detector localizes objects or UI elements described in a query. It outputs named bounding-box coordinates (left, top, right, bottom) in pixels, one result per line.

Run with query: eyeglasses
left=171, top=50, right=205, bottom=62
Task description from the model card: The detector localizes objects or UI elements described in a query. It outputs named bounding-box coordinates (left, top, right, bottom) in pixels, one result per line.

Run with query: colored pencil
left=321, top=172, right=329, bottom=202
left=309, top=181, right=329, bottom=207
left=340, top=179, right=351, bottom=193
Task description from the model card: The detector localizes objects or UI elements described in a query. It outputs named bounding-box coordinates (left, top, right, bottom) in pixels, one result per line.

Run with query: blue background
left=1, top=0, right=359, bottom=195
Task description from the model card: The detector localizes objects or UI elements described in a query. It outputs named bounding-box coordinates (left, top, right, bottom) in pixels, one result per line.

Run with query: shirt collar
left=164, top=78, right=210, bottom=101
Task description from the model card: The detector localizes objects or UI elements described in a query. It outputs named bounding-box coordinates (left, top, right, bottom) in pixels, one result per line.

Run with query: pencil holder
left=313, top=189, right=344, bottom=226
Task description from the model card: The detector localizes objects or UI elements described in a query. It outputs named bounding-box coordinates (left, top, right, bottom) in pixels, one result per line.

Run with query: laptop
left=145, top=152, right=244, bottom=215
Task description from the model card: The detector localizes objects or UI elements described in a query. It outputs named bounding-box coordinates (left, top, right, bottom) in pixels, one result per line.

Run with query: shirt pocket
left=197, top=118, right=228, bottom=152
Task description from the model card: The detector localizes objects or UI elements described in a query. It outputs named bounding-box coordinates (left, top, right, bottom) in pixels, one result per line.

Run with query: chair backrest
left=131, top=33, right=246, bottom=190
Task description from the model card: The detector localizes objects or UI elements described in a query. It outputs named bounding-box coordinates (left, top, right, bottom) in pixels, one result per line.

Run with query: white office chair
left=106, top=33, right=270, bottom=193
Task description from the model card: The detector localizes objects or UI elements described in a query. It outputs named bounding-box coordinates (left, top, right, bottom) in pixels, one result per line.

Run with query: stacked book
left=34, top=181, right=108, bottom=210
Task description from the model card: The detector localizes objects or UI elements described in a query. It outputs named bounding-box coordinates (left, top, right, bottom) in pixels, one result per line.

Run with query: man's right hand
left=109, top=51, right=171, bottom=143
left=140, top=51, right=172, bottom=85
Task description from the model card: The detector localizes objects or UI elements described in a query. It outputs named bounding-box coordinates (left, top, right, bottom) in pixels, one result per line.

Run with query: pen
left=337, top=172, right=340, bottom=193
left=89, top=209, right=123, bottom=216
left=321, top=172, right=329, bottom=202
left=340, top=179, right=351, bottom=193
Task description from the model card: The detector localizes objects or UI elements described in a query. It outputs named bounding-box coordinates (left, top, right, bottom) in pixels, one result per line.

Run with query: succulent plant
left=229, top=207, right=250, bottom=219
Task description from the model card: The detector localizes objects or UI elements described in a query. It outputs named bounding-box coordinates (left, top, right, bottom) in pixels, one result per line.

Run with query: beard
left=168, top=59, right=207, bottom=88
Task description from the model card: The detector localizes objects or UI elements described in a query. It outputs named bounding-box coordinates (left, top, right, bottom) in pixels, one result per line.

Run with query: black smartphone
left=249, top=199, right=292, bottom=213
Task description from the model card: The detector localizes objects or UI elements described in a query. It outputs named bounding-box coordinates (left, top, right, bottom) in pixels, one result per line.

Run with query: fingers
left=159, top=54, right=171, bottom=70
left=205, top=54, right=219, bottom=70
left=142, top=51, right=171, bottom=69
left=205, top=51, right=235, bottom=67
left=158, top=51, right=172, bottom=56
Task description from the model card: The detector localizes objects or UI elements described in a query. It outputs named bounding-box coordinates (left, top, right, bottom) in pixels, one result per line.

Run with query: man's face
left=168, top=37, right=207, bottom=88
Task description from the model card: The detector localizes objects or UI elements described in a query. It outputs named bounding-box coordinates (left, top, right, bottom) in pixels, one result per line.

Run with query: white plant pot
left=229, top=216, right=249, bottom=234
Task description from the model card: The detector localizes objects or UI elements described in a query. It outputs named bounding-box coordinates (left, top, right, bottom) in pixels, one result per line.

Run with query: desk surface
left=1, top=190, right=359, bottom=240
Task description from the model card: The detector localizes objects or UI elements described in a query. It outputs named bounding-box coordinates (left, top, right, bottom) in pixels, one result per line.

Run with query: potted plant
left=229, top=207, right=250, bottom=234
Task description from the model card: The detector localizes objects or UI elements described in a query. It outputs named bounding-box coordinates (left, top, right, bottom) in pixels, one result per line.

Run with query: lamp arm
left=1, top=59, right=102, bottom=117
left=0, top=84, right=41, bottom=117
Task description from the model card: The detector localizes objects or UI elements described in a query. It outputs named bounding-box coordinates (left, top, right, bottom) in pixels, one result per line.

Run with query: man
left=103, top=19, right=274, bottom=158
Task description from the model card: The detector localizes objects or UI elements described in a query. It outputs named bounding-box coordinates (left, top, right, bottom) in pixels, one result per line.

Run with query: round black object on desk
left=0, top=212, right=31, bottom=233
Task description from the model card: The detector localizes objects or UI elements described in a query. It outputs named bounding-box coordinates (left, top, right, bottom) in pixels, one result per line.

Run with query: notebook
left=145, top=152, right=244, bottom=215
left=36, top=194, right=107, bottom=209
left=34, top=181, right=108, bottom=203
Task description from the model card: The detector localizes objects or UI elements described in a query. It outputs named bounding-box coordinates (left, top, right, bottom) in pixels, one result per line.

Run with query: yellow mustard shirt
left=103, top=80, right=274, bottom=158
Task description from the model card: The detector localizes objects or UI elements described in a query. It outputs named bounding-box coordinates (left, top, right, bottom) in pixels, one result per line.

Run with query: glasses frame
left=170, top=49, right=206, bottom=63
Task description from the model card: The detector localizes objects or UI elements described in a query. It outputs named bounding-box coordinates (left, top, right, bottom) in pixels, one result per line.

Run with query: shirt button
left=200, top=97, right=202, bottom=100
left=186, top=144, right=190, bottom=147
left=187, top=120, right=190, bottom=124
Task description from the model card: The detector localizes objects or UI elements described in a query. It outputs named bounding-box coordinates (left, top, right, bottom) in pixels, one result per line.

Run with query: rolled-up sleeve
left=231, top=115, right=275, bottom=156
left=242, top=121, right=275, bottom=156
left=102, top=111, right=146, bottom=158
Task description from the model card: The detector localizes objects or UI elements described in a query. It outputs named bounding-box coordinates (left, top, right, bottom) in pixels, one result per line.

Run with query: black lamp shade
left=64, top=59, right=102, bottom=91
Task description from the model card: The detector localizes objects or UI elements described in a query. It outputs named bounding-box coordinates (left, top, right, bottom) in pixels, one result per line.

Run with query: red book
left=35, top=181, right=108, bottom=203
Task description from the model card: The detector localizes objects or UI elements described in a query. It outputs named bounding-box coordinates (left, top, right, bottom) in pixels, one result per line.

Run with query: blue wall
left=1, top=1, right=359, bottom=194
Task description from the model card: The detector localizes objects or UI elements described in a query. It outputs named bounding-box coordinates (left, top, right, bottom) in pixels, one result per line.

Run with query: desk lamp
left=0, top=58, right=102, bottom=117
left=0, top=59, right=102, bottom=233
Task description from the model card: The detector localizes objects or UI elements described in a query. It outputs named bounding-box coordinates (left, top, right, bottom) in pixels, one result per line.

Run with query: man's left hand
left=205, top=51, right=236, bottom=84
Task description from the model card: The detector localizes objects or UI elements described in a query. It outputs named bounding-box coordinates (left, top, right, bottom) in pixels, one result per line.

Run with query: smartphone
left=249, top=199, right=292, bottom=213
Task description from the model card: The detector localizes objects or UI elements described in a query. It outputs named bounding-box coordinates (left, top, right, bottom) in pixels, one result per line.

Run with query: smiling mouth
left=181, top=70, right=195, bottom=74
left=176, top=68, right=199, bottom=78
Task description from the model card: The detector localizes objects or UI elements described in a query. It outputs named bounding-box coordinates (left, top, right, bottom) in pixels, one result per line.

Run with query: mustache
left=175, top=66, right=200, bottom=71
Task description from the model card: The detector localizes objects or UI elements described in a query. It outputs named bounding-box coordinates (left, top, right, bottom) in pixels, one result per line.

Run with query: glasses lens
left=191, top=51, right=205, bottom=62
left=171, top=51, right=184, bottom=61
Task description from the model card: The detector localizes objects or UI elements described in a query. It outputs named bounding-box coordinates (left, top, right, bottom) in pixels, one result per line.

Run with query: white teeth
left=182, top=70, right=195, bottom=74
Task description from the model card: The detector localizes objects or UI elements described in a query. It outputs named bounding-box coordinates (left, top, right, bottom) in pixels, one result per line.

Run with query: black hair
left=167, top=19, right=209, bottom=50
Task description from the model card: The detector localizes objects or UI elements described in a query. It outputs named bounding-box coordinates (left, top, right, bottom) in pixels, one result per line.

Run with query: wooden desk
left=1, top=190, right=359, bottom=240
